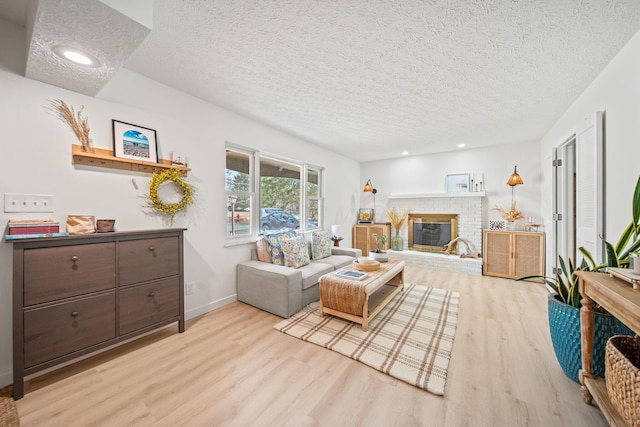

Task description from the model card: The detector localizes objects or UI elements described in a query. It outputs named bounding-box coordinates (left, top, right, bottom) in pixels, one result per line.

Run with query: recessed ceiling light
left=401, top=151, right=409, bottom=156
left=53, top=46, right=100, bottom=67
left=457, top=143, right=466, bottom=148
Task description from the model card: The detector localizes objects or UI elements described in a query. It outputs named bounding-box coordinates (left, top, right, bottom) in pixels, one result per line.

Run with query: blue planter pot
left=548, top=293, right=633, bottom=383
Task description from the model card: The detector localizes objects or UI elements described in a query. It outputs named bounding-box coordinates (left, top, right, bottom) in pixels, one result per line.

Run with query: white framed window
left=304, top=165, right=323, bottom=231
left=226, top=146, right=255, bottom=238
left=225, top=144, right=323, bottom=240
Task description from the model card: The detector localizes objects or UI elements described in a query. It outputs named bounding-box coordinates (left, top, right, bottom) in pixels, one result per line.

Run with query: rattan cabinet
left=11, top=228, right=185, bottom=399
left=352, top=223, right=391, bottom=255
left=482, top=230, right=545, bottom=279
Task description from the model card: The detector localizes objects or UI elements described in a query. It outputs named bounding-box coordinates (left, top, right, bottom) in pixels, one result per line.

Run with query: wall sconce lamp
left=493, top=166, right=525, bottom=224
left=507, top=165, right=523, bottom=206
left=363, top=179, right=377, bottom=220
left=507, top=165, right=524, bottom=187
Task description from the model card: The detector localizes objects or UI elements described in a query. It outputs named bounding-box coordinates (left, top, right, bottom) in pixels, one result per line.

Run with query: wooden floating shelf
left=71, top=145, right=191, bottom=176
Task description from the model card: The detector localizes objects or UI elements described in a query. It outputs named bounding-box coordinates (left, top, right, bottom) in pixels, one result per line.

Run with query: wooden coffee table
left=319, top=259, right=405, bottom=331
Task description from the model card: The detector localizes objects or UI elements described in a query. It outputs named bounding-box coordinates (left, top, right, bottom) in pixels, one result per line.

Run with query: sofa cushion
left=311, top=230, right=332, bottom=260
left=311, top=255, right=355, bottom=269
left=299, top=262, right=334, bottom=290
left=280, top=235, right=310, bottom=268
left=264, top=229, right=297, bottom=265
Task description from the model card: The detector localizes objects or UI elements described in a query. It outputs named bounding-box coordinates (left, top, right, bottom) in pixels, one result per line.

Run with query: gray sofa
left=237, top=246, right=361, bottom=318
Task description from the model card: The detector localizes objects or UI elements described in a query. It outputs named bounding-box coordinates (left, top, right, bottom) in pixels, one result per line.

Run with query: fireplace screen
left=408, top=214, right=458, bottom=253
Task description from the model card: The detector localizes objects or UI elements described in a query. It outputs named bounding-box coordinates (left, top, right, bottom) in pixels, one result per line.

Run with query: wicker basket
left=606, top=335, right=640, bottom=426
left=353, top=260, right=380, bottom=271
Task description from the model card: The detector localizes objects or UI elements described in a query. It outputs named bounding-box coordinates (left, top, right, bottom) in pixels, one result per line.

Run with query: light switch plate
left=4, top=193, right=54, bottom=213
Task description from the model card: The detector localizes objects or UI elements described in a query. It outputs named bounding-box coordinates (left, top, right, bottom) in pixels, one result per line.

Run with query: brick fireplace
left=386, top=192, right=484, bottom=275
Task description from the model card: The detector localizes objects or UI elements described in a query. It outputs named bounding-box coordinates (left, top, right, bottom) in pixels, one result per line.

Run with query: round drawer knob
left=149, top=247, right=155, bottom=252
left=71, top=311, right=79, bottom=317
left=71, top=255, right=79, bottom=261
left=148, top=292, right=156, bottom=297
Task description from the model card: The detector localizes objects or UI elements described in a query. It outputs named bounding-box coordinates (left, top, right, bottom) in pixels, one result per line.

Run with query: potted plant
left=369, top=232, right=389, bottom=262
left=519, top=175, right=640, bottom=383
left=386, top=208, right=410, bottom=251
left=521, top=257, right=632, bottom=382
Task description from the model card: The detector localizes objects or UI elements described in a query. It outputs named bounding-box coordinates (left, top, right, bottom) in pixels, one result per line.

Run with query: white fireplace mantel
left=389, top=192, right=485, bottom=199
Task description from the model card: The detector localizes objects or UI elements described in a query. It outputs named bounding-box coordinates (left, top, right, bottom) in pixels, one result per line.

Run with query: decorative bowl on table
left=354, top=259, right=380, bottom=271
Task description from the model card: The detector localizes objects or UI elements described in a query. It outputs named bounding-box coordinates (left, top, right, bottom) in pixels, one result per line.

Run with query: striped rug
left=274, top=283, right=459, bottom=396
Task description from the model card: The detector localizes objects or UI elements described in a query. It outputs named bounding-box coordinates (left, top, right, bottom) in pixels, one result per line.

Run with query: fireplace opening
left=408, top=213, right=458, bottom=253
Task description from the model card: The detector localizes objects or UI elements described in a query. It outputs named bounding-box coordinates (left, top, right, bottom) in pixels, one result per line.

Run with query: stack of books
left=5, top=219, right=69, bottom=240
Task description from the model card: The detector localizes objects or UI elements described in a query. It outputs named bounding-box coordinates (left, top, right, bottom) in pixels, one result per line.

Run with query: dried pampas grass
left=46, top=99, right=93, bottom=152
left=493, top=201, right=524, bottom=222
left=387, top=207, right=411, bottom=232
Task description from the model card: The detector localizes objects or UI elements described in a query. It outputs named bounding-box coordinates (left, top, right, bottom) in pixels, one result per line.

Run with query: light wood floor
left=16, top=266, right=607, bottom=426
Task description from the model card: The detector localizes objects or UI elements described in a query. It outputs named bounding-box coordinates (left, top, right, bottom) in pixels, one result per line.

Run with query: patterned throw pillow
left=311, top=230, right=332, bottom=260
left=264, top=229, right=297, bottom=265
left=280, top=235, right=311, bottom=268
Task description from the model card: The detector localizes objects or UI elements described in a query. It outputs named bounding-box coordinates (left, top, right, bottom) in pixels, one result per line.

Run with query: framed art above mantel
left=445, top=173, right=470, bottom=193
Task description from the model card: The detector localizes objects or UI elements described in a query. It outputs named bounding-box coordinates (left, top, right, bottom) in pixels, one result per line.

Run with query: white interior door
left=553, top=137, right=576, bottom=270
left=575, top=111, right=605, bottom=265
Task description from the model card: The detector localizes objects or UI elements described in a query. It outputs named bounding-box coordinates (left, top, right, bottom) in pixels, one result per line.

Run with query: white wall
left=360, top=140, right=543, bottom=230
left=540, top=29, right=640, bottom=272
left=0, top=18, right=360, bottom=387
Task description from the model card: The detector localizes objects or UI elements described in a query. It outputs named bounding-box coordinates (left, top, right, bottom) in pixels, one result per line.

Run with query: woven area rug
left=274, top=283, right=459, bottom=396
left=0, top=386, right=19, bottom=427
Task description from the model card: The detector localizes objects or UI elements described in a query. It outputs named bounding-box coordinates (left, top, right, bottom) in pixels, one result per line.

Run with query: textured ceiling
left=24, top=0, right=151, bottom=96
left=3, top=1, right=640, bottom=162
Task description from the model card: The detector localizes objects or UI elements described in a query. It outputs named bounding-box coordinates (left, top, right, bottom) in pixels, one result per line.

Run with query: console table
left=577, top=271, right=640, bottom=426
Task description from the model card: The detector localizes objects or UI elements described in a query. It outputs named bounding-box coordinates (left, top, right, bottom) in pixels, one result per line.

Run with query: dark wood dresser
left=11, top=228, right=185, bottom=399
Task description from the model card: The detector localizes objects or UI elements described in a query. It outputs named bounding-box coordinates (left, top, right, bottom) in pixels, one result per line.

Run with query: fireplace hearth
left=408, top=213, right=458, bottom=253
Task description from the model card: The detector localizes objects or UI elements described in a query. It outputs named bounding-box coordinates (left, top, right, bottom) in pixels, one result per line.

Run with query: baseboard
left=185, top=294, right=237, bottom=320
left=0, top=370, right=11, bottom=389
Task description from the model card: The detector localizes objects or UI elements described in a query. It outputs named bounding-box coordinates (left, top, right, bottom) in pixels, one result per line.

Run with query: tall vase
left=391, top=231, right=403, bottom=251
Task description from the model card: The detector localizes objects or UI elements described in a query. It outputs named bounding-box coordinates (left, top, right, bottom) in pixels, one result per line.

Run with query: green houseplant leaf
left=633, top=172, right=640, bottom=235
left=518, top=255, right=584, bottom=308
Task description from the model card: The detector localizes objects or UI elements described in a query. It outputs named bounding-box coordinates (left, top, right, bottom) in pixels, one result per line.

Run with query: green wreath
left=147, top=169, right=194, bottom=224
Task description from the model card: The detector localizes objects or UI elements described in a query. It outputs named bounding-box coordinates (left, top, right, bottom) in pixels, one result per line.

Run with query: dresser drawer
left=118, top=237, right=180, bottom=286
left=24, top=292, right=116, bottom=368
left=119, top=277, right=180, bottom=335
left=24, top=243, right=116, bottom=306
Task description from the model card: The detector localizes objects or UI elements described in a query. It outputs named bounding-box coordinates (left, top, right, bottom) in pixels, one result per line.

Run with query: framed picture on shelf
left=357, top=208, right=374, bottom=224
left=445, top=173, right=470, bottom=193
left=112, top=120, right=158, bottom=163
